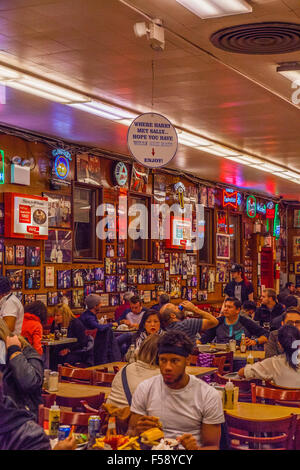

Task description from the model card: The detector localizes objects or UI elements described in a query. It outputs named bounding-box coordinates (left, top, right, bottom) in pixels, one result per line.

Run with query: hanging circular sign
left=127, top=112, right=178, bottom=168
left=113, top=161, right=128, bottom=187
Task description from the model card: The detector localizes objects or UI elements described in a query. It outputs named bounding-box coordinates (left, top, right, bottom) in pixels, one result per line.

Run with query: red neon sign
left=223, top=189, right=238, bottom=209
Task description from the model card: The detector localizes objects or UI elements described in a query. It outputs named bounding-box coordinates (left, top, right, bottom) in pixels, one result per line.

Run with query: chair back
left=38, top=404, right=97, bottom=430
left=92, top=371, right=116, bottom=386
left=187, top=355, right=199, bottom=366
left=56, top=393, right=106, bottom=411
left=42, top=393, right=56, bottom=408
left=212, top=356, right=226, bottom=375
left=214, top=373, right=261, bottom=401
left=251, top=383, right=300, bottom=406
left=58, top=365, right=94, bottom=384
left=215, top=351, right=233, bottom=373
left=225, top=413, right=297, bottom=450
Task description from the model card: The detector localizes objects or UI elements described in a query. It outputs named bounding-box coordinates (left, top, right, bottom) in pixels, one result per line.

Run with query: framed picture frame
left=72, top=269, right=85, bottom=287
left=105, top=275, right=117, bottom=293
left=47, top=291, right=59, bottom=306
left=45, top=266, right=55, bottom=288
left=72, top=289, right=84, bottom=308
left=94, top=267, right=104, bottom=281
left=294, top=209, right=300, bottom=228
left=44, top=230, right=72, bottom=264
left=5, top=245, right=15, bottom=265
left=24, top=293, right=36, bottom=304
left=25, top=269, right=41, bottom=289
left=57, top=269, right=72, bottom=289
left=43, top=192, right=72, bottom=229
left=6, top=269, right=23, bottom=290
left=216, top=233, right=230, bottom=260
left=25, top=246, right=41, bottom=267
left=293, top=236, right=300, bottom=257
left=295, top=262, right=300, bottom=275
left=109, top=293, right=120, bottom=307
left=15, top=245, right=25, bottom=266
left=36, top=294, right=47, bottom=306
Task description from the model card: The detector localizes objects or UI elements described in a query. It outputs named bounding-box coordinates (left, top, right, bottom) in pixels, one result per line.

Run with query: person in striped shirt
left=159, top=300, right=218, bottom=346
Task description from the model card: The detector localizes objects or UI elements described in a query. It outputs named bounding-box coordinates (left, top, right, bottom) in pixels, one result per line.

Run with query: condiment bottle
left=247, top=352, right=254, bottom=364
left=49, top=403, right=60, bottom=439
left=225, top=380, right=234, bottom=410
left=240, top=333, right=247, bottom=353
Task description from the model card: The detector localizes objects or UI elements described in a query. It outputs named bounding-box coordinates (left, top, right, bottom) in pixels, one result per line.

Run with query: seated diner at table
left=200, top=297, right=268, bottom=348
left=21, top=301, right=48, bottom=356
left=0, top=319, right=44, bottom=421
left=106, top=333, right=161, bottom=408
left=125, top=309, right=163, bottom=361
left=50, top=303, right=93, bottom=369
left=128, top=330, right=225, bottom=450
left=238, top=324, right=300, bottom=388
left=265, top=307, right=300, bottom=358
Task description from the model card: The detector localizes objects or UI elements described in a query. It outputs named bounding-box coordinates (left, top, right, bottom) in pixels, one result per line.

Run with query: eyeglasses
left=285, top=320, right=300, bottom=326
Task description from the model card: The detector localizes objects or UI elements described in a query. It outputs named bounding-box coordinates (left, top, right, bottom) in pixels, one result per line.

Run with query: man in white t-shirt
left=129, top=330, right=224, bottom=450
left=120, top=296, right=147, bottom=329
left=0, top=276, right=24, bottom=335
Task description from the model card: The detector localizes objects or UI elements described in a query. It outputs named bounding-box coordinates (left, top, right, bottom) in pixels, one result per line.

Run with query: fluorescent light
left=226, top=155, right=262, bottom=165
left=277, top=63, right=300, bottom=83
left=198, top=144, right=241, bottom=157
left=0, top=64, right=21, bottom=80
left=70, top=101, right=137, bottom=120
left=178, top=131, right=211, bottom=147
left=175, top=0, right=252, bottom=19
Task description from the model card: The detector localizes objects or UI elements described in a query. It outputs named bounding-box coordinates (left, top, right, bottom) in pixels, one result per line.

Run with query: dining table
left=41, top=337, right=78, bottom=369
left=49, top=381, right=112, bottom=399
left=86, top=361, right=218, bottom=378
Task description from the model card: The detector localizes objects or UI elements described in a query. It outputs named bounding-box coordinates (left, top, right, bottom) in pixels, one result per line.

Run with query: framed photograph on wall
left=6, top=269, right=23, bottom=290
left=5, top=245, right=15, bottom=265
left=57, top=269, right=72, bottom=289
left=72, top=269, right=85, bottom=287
left=293, top=236, right=300, bottom=257
left=47, top=291, right=59, bottom=306
left=72, top=289, right=84, bottom=308
left=295, top=262, right=300, bottom=275
left=24, top=293, right=36, bottom=304
left=216, top=233, right=230, bottom=260
left=45, top=230, right=72, bottom=263
left=15, top=245, right=25, bottom=266
left=36, top=293, right=47, bottom=306
left=45, top=266, right=55, bottom=288
left=43, top=192, right=71, bottom=229
left=25, top=246, right=41, bottom=267
left=25, top=269, right=41, bottom=289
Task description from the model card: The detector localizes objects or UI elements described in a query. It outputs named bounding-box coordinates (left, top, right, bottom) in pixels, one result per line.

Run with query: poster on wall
left=44, top=230, right=72, bottom=263
left=216, top=233, right=230, bottom=260
left=153, top=173, right=166, bottom=203
left=4, top=193, right=48, bottom=240
left=76, top=153, right=101, bottom=186
left=130, top=162, right=149, bottom=192
left=293, top=236, right=300, bottom=257
left=43, top=193, right=71, bottom=229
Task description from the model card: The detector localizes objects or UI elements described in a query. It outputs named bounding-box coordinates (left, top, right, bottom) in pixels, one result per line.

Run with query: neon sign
left=223, top=189, right=238, bottom=209
left=247, top=195, right=256, bottom=218
left=0, top=149, right=4, bottom=184
left=257, top=201, right=266, bottom=215
left=266, top=201, right=275, bottom=219
left=52, top=148, right=72, bottom=181
left=273, top=203, right=280, bottom=239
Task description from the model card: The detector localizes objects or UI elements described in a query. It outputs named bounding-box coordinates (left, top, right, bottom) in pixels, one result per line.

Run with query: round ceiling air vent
left=210, top=22, right=300, bottom=54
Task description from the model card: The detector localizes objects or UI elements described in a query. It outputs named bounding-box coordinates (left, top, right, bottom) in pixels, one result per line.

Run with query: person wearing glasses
left=265, top=307, right=300, bottom=358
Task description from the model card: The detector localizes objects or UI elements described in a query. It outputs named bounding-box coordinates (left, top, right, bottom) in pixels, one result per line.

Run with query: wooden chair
left=215, top=351, right=234, bottom=373
left=212, top=356, right=226, bottom=375
left=96, top=366, right=120, bottom=374
left=92, top=371, right=116, bottom=386
left=58, top=365, right=94, bottom=384
left=188, top=355, right=199, bottom=366
left=56, top=393, right=106, bottom=412
left=265, top=381, right=300, bottom=391
left=225, top=413, right=297, bottom=450
left=251, top=383, right=300, bottom=407
left=38, top=404, right=97, bottom=431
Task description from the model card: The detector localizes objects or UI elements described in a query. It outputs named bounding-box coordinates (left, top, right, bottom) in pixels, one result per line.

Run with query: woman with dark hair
left=125, top=309, right=163, bottom=361
left=21, top=301, right=48, bottom=355
left=238, top=324, right=300, bottom=387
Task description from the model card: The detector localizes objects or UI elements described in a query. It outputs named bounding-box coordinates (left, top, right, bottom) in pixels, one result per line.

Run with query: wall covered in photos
left=0, top=130, right=287, bottom=320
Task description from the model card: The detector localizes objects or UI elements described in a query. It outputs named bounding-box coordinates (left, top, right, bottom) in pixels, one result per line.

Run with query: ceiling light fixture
left=70, top=101, right=138, bottom=121
left=175, top=0, right=252, bottom=19
left=133, top=18, right=165, bottom=51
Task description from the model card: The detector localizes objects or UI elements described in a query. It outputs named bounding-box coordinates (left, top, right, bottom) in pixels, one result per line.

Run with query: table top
left=41, top=337, right=78, bottom=346
left=224, top=402, right=300, bottom=421
left=232, top=350, right=265, bottom=360
left=48, top=381, right=111, bottom=398
left=86, top=362, right=217, bottom=377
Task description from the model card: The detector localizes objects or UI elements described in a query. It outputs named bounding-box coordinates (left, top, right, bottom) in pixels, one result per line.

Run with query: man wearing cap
left=224, top=264, right=254, bottom=303
left=129, top=330, right=224, bottom=450
left=80, top=294, right=118, bottom=332
left=0, top=276, right=24, bottom=335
